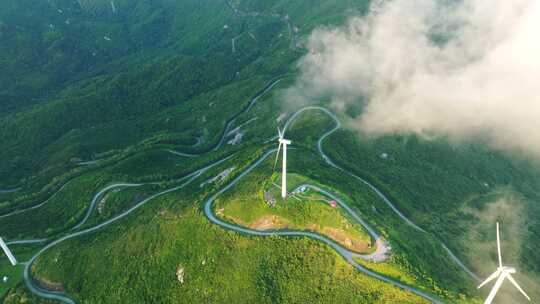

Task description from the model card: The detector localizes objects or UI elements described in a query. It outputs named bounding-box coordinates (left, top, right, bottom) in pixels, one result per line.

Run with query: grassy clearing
left=216, top=168, right=374, bottom=254
left=27, top=189, right=428, bottom=304
left=0, top=262, right=24, bottom=299
left=0, top=242, right=49, bottom=300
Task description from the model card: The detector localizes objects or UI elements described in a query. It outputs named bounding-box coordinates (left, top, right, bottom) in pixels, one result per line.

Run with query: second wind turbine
left=478, top=222, right=531, bottom=304
left=274, top=127, right=291, bottom=198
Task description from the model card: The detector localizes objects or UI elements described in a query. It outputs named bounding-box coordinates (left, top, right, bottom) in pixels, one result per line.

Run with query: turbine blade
left=484, top=274, right=507, bottom=304
left=497, top=222, right=503, bottom=268
left=478, top=269, right=502, bottom=289
left=273, top=143, right=282, bottom=171
left=507, top=274, right=531, bottom=301
left=277, top=127, right=283, bottom=139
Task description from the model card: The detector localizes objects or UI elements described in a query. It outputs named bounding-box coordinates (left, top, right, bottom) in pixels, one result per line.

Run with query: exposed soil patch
left=322, top=227, right=371, bottom=253
left=33, top=276, right=65, bottom=292
left=226, top=213, right=371, bottom=254
left=249, top=215, right=289, bottom=230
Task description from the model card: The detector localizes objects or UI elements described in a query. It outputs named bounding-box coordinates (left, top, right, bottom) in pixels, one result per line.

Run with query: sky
left=288, top=0, right=540, bottom=159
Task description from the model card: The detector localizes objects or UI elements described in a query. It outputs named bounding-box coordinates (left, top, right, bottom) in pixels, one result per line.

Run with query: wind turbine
left=0, top=237, right=17, bottom=266
left=478, top=222, right=530, bottom=304
left=273, top=127, right=291, bottom=198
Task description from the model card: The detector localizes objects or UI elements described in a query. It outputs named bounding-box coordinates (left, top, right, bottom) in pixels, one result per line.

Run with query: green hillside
left=1, top=0, right=539, bottom=303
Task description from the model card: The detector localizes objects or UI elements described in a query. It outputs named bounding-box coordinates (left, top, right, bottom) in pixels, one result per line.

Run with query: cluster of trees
left=322, top=128, right=540, bottom=299
left=0, top=0, right=303, bottom=189
left=29, top=196, right=427, bottom=303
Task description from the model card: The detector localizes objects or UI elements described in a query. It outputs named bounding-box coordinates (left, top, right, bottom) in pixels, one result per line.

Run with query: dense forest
left=1, top=1, right=539, bottom=303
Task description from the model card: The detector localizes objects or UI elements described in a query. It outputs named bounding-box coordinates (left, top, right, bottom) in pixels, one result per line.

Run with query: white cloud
left=289, top=0, right=540, bottom=158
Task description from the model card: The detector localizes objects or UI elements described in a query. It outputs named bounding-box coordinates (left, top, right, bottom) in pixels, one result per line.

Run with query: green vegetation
left=0, top=243, right=45, bottom=301
left=1, top=0, right=540, bottom=303
left=3, top=284, right=56, bottom=304
left=80, top=184, right=160, bottom=229
left=324, top=129, right=540, bottom=298
left=354, top=257, right=482, bottom=304
left=0, top=173, right=108, bottom=239
left=216, top=169, right=374, bottom=254
left=0, top=263, right=24, bottom=298
left=27, top=186, right=428, bottom=304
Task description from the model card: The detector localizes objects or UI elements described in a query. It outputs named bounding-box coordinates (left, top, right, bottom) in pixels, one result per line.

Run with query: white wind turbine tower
left=273, top=127, right=291, bottom=198
left=478, top=222, right=531, bottom=304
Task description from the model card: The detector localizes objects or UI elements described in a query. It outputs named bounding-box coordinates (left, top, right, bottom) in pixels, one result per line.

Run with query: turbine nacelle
left=501, top=266, right=517, bottom=274
left=279, top=138, right=291, bottom=145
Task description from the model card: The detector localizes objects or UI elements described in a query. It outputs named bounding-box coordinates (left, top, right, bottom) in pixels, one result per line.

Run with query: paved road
left=22, top=155, right=234, bottom=303
left=77, top=160, right=101, bottom=166
left=283, top=106, right=479, bottom=282
left=0, top=188, right=20, bottom=194
left=284, top=106, right=425, bottom=231
left=292, top=184, right=391, bottom=262
left=203, top=150, right=442, bottom=304
left=213, top=77, right=286, bottom=151
left=6, top=239, right=48, bottom=246
left=23, top=176, right=196, bottom=304
left=166, top=149, right=199, bottom=158
left=72, top=183, right=144, bottom=230
left=0, top=181, right=73, bottom=219
left=18, top=84, right=475, bottom=303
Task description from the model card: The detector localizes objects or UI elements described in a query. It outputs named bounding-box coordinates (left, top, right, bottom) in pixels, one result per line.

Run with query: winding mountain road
left=0, top=188, right=20, bottom=194
left=284, top=106, right=479, bottom=281
left=166, top=149, right=199, bottom=158
left=6, top=239, right=47, bottom=246
left=21, top=155, right=234, bottom=303
left=203, top=151, right=442, bottom=303
left=23, top=175, right=197, bottom=304
left=213, top=77, right=286, bottom=151
left=286, top=106, right=426, bottom=230
left=292, top=184, right=391, bottom=262
left=72, top=183, right=144, bottom=230
left=0, top=181, right=74, bottom=219
left=12, top=81, right=478, bottom=304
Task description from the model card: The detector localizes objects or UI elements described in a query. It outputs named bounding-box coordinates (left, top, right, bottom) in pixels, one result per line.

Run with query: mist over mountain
left=290, top=0, right=540, bottom=160
left=1, top=1, right=539, bottom=304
